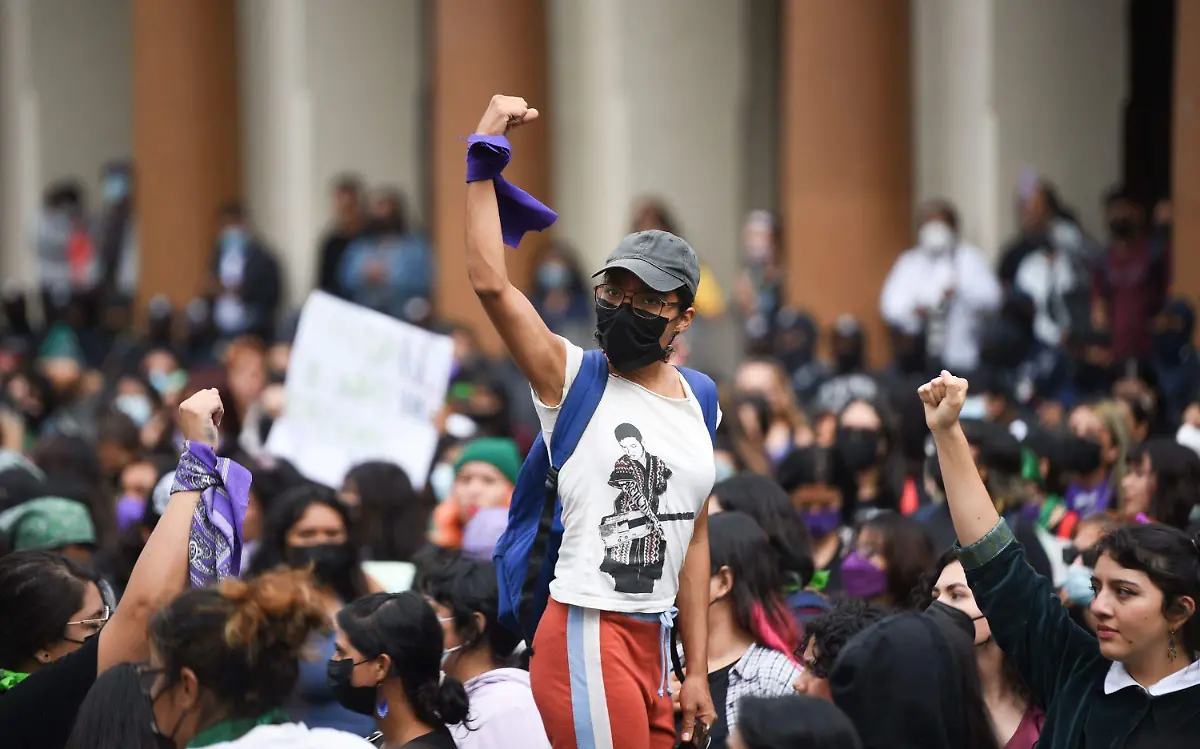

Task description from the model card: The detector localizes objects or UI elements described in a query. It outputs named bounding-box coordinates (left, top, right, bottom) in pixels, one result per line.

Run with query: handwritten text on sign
left=265, top=292, right=454, bottom=489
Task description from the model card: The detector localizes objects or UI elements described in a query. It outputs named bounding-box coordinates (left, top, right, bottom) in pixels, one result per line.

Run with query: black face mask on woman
left=836, top=428, right=881, bottom=473
left=326, top=657, right=377, bottom=716
left=286, top=543, right=356, bottom=587
left=595, top=304, right=671, bottom=372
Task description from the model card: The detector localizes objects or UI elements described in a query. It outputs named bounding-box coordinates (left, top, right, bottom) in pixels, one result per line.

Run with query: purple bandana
left=171, top=441, right=251, bottom=588
left=465, top=134, right=557, bottom=248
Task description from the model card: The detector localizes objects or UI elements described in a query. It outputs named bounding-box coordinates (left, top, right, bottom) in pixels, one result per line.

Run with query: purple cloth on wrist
left=172, top=441, right=252, bottom=588
left=465, top=134, right=557, bottom=248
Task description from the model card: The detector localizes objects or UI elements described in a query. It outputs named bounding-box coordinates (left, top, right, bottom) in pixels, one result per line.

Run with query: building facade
left=1, top=0, right=1197, bottom=361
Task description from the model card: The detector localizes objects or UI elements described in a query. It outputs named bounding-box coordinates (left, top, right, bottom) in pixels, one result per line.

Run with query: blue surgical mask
left=1062, top=564, right=1095, bottom=606
left=429, top=463, right=455, bottom=503
left=537, top=263, right=571, bottom=290
left=103, top=174, right=129, bottom=203
left=148, top=369, right=188, bottom=397
left=114, top=393, right=153, bottom=428
left=714, top=460, right=736, bottom=485
left=221, top=226, right=248, bottom=248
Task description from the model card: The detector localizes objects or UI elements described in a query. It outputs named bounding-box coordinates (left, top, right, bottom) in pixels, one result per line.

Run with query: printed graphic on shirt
left=598, top=423, right=695, bottom=594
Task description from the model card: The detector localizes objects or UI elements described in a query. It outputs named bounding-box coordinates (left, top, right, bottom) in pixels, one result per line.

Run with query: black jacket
left=209, top=238, right=282, bottom=341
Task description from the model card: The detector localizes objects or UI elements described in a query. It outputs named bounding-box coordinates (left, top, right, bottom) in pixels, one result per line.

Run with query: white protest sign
left=265, top=291, right=454, bottom=489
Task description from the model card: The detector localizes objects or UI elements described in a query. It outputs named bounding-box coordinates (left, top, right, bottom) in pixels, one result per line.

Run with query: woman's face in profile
left=933, top=561, right=992, bottom=646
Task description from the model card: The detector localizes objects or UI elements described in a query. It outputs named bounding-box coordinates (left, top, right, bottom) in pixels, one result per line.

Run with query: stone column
left=1173, top=0, right=1200, bottom=321
left=430, top=0, right=549, bottom=353
left=781, top=0, right=913, bottom=365
left=132, top=0, right=240, bottom=311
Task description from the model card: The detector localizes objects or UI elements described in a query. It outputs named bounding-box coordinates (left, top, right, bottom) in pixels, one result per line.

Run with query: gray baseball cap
left=592, top=230, right=701, bottom=296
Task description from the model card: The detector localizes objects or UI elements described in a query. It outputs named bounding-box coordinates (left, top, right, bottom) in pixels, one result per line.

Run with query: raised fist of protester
left=475, top=95, right=539, bottom=137
left=918, top=370, right=969, bottom=433
left=179, top=388, right=224, bottom=448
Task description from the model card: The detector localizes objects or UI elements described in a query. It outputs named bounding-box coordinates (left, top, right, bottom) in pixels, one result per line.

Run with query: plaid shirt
left=723, top=644, right=804, bottom=731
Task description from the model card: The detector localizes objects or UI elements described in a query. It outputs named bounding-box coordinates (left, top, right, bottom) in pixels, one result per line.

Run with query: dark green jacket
left=961, top=520, right=1200, bottom=749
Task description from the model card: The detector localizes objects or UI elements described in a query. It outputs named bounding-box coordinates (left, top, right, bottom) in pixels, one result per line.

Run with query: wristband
left=464, top=134, right=557, bottom=248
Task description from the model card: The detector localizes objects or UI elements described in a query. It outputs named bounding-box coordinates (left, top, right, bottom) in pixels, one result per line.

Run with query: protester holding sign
left=465, top=94, right=718, bottom=747
left=924, top=370, right=1200, bottom=749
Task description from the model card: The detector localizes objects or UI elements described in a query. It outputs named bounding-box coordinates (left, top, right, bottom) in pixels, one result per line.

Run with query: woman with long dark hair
left=923, top=370, right=1200, bottom=748
left=342, top=461, right=433, bottom=562
left=673, top=511, right=802, bottom=747
left=248, top=485, right=378, bottom=735
left=830, top=603, right=1001, bottom=749
left=1119, top=438, right=1200, bottom=529
left=842, top=511, right=933, bottom=609
left=328, top=592, right=470, bottom=748
left=419, top=557, right=549, bottom=749
left=708, top=474, right=825, bottom=624
left=64, top=663, right=157, bottom=749
left=921, top=549, right=1043, bottom=749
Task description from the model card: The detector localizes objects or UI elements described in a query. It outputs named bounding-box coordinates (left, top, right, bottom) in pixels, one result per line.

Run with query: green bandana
left=808, top=570, right=831, bottom=592
left=187, top=708, right=290, bottom=748
left=0, top=669, right=30, bottom=693
left=0, top=497, right=96, bottom=551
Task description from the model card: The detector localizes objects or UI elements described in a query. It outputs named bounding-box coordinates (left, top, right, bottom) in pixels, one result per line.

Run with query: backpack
left=494, top=349, right=720, bottom=644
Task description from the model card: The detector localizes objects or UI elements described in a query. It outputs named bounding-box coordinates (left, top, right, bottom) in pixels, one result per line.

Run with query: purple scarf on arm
left=465, top=134, right=557, bottom=248
left=171, top=442, right=252, bottom=588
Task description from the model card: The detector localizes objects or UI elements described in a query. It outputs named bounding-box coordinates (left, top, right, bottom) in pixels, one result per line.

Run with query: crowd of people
left=1, top=92, right=1198, bottom=749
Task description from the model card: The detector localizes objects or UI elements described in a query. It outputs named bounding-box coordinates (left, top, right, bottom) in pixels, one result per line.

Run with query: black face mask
left=836, top=428, right=881, bottom=473
left=595, top=304, right=671, bottom=372
left=286, top=543, right=356, bottom=587
left=1109, top=217, right=1136, bottom=240
left=834, top=348, right=863, bottom=375
left=326, top=657, right=377, bottom=716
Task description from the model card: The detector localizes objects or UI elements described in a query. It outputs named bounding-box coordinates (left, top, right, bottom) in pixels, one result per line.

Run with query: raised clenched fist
left=178, top=388, right=224, bottom=448
left=475, top=95, right=539, bottom=137
left=918, top=370, right=969, bottom=433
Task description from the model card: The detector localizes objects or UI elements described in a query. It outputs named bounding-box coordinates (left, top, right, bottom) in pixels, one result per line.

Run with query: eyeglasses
left=134, top=661, right=167, bottom=698
left=594, top=284, right=679, bottom=320
left=1063, top=546, right=1099, bottom=567
left=66, top=605, right=112, bottom=634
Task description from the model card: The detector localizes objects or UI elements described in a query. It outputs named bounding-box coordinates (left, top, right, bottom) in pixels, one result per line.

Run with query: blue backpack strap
left=679, top=367, right=719, bottom=443
left=516, top=349, right=609, bottom=641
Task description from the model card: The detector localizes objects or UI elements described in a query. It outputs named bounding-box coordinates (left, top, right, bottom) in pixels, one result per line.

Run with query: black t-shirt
left=401, top=727, right=457, bottom=749
left=676, top=663, right=735, bottom=749
left=0, top=634, right=99, bottom=749
left=706, top=663, right=735, bottom=749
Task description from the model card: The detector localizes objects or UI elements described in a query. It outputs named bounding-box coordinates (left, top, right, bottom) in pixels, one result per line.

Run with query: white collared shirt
left=1104, top=658, right=1200, bottom=696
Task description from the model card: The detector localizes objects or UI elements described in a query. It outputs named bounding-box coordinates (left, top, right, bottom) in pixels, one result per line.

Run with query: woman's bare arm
left=98, top=390, right=224, bottom=671
left=466, top=96, right=566, bottom=406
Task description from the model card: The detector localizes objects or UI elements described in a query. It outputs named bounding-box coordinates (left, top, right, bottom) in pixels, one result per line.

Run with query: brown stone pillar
left=432, top=0, right=549, bottom=354
left=780, top=0, right=912, bottom=366
left=1174, top=1, right=1200, bottom=331
left=132, top=0, right=241, bottom=313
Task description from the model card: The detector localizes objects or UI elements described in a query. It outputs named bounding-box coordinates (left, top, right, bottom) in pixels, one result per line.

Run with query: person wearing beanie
left=430, top=438, right=521, bottom=550
left=0, top=497, right=97, bottom=564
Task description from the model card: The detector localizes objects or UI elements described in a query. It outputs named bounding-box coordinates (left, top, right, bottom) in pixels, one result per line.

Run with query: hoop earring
left=376, top=695, right=389, bottom=719
left=1168, top=629, right=1178, bottom=662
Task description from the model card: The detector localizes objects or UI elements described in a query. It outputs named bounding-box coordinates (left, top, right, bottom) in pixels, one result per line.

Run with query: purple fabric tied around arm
left=465, top=134, right=557, bottom=248
left=171, top=441, right=252, bottom=588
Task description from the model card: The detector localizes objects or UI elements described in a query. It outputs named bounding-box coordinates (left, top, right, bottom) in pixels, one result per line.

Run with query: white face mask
left=441, top=643, right=462, bottom=668
left=918, top=221, right=954, bottom=254
left=1177, top=424, right=1200, bottom=457
left=429, top=463, right=455, bottom=503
